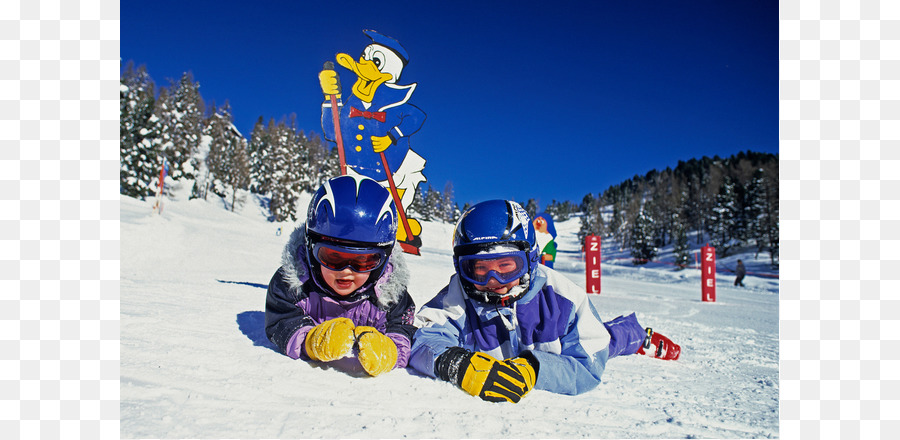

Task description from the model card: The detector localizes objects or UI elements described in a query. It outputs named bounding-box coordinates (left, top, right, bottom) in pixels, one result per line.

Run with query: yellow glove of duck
left=434, top=347, right=537, bottom=403
left=371, top=134, right=393, bottom=153
left=354, top=326, right=398, bottom=376
left=318, top=68, right=341, bottom=98
left=304, top=317, right=356, bottom=362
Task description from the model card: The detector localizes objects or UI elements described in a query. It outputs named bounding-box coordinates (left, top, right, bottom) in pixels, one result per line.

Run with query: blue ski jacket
left=410, top=265, right=622, bottom=395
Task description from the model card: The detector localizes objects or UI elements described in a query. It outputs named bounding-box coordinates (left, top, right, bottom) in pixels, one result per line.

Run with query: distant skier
left=409, top=200, right=680, bottom=403
left=533, top=213, right=557, bottom=268
left=265, top=175, right=416, bottom=377
left=734, top=259, right=746, bottom=287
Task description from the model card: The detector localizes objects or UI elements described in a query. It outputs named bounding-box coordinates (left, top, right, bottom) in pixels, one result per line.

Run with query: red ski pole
left=323, top=61, right=347, bottom=175
left=379, top=151, right=419, bottom=255
left=153, top=159, right=166, bottom=214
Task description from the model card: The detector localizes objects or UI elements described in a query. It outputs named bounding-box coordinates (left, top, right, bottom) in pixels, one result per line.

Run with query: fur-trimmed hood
left=280, top=222, right=410, bottom=310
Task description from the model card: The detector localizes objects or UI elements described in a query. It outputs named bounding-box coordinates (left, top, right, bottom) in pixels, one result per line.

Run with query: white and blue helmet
left=452, top=200, right=540, bottom=305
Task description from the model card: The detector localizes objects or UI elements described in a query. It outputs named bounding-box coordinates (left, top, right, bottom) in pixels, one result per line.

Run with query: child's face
left=471, top=257, right=521, bottom=295
left=321, top=266, right=370, bottom=296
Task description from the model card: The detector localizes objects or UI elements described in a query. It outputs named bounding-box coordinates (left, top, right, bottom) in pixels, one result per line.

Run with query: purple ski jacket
left=264, top=224, right=417, bottom=369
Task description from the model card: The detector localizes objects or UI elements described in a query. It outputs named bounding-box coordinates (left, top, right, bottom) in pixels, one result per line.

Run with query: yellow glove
left=319, top=68, right=341, bottom=98
left=435, top=348, right=536, bottom=403
left=461, top=354, right=536, bottom=403
left=501, top=357, right=537, bottom=396
left=371, top=134, right=393, bottom=153
left=304, top=317, right=356, bottom=362
left=354, top=326, right=398, bottom=376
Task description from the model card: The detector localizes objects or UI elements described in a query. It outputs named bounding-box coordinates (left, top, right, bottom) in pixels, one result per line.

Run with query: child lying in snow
left=265, top=175, right=416, bottom=376
left=409, top=200, right=680, bottom=402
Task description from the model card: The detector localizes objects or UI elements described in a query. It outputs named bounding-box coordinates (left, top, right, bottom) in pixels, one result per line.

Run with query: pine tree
left=424, top=185, right=443, bottom=221
left=159, top=72, right=204, bottom=182
left=203, top=102, right=250, bottom=211
left=707, top=177, right=739, bottom=257
left=268, top=118, right=300, bottom=221
left=409, top=184, right=428, bottom=219
left=577, top=194, right=595, bottom=243
left=248, top=116, right=273, bottom=194
left=312, top=134, right=336, bottom=191
left=286, top=115, right=310, bottom=194
left=672, top=214, right=691, bottom=269
left=524, top=199, right=539, bottom=219
left=119, top=62, right=158, bottom=199
left=628, top=208, right=658, bottom=265
left=547, top=200, right=576, bottom=221
left=292, top=128, right=313, bottom=193
left=441, top=181, right=457, bottom=223
left=227, top=137, right=251, bottom=212
left=578, top=193, right=605, bottom=244
left=751, top=167, right=779, bottom=267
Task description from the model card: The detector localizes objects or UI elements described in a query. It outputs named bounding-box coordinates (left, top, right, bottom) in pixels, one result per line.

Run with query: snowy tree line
left=120, top=62, right=340, bottom=219
left=408, top=181, right=465, bottom=224
left=121, top=62, right=777, bottom=265
left=577, top=151, right=779, bottom=267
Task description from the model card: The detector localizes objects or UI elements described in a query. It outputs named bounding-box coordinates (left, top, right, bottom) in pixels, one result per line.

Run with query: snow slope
left=120, top=190, right=779, bottom=439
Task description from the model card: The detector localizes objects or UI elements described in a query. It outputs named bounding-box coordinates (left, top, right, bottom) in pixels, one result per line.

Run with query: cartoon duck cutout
left=319, top=29, right=426, bottom=254
left=533, top=213, right=557, bottom=268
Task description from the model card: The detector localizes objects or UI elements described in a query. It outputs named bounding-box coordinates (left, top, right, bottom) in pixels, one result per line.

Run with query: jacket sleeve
left=265, top=268, right=315, bottom=358
left=408, top=285, right=467, bottom=378
left=382, top=290, right=417, bottom=369
left=526, top=275, right=611, bottom=395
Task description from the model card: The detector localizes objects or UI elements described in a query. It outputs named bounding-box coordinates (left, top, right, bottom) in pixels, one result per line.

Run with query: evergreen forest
left=120, top=63, right=778, bottom=267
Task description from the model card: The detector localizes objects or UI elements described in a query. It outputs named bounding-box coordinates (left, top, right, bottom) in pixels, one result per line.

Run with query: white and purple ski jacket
left=265, top=224, right=417, bottom=369
left=410, top=265, right=619, bottom=395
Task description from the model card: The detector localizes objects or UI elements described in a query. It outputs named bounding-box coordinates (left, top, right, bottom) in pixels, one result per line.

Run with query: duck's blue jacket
left=410, top=265, right=647, bottom=395
left=321, top=84, right=425, bottom=181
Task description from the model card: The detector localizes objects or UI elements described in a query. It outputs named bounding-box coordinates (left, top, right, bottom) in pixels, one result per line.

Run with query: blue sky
left=121, top=0, right=778, bottom=210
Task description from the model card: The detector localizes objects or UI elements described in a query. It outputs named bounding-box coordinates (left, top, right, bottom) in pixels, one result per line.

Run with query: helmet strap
left=462, top=274, right=529, bottom=306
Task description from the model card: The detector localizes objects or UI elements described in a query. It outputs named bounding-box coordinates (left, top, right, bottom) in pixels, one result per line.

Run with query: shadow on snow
left=236, top=311, right=279, bottom=353
left=218, top=279, right=268, bottom=289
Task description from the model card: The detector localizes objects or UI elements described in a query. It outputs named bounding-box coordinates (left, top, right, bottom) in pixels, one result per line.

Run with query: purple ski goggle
left=457, top=251, right=529, bottom=286
left=313, top=242, right=388, bottom=273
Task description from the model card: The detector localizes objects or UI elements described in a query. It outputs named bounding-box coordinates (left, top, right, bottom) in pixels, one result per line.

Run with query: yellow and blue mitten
left=435, top=347, right=537, bottom=403
left=354, top=326, right=398, bottom=377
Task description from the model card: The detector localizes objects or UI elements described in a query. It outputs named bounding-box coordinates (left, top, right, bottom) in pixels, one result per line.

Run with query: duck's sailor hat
left=363, top=29, right=409, bottom=66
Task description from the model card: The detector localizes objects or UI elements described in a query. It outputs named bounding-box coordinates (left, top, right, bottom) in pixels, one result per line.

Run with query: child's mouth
left=335, top=279, right=354, bottom=289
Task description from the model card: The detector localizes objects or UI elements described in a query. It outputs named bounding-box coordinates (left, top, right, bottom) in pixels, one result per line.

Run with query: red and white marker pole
left=701, top=244, right=716, bottom=302
left=585, top=235, right=601, bottom=294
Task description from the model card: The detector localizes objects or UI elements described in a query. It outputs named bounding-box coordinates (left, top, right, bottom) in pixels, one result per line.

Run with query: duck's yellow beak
left=336, top=52, right=393, bottom=103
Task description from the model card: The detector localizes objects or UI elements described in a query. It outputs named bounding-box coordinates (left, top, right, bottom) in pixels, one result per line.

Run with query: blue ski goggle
left=312, top=242, right=388, bottom=273
left=457, top=251, right=529, bottom=286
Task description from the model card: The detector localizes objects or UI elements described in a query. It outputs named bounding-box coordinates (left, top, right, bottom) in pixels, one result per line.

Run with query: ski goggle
left=313, top=242, right=387, bottom=273
left=457, top=251, right=529, bottom=286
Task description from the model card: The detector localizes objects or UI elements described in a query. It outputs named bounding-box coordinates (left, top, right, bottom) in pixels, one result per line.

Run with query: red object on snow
left=701, top=244, right=716, bottom=302
left=585, top=235, right=601, bottom=294
left=637, top=329, right=681, bottom=361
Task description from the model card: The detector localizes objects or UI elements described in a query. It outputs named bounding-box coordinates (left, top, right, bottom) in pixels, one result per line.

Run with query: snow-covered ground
left=120, top=188, right=779, bottom=439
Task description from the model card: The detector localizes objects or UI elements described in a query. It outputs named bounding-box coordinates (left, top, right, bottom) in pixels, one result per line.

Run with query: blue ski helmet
left=305, top=175, right=398, bottom=288
left=452, top=200, right=540, bottom=305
